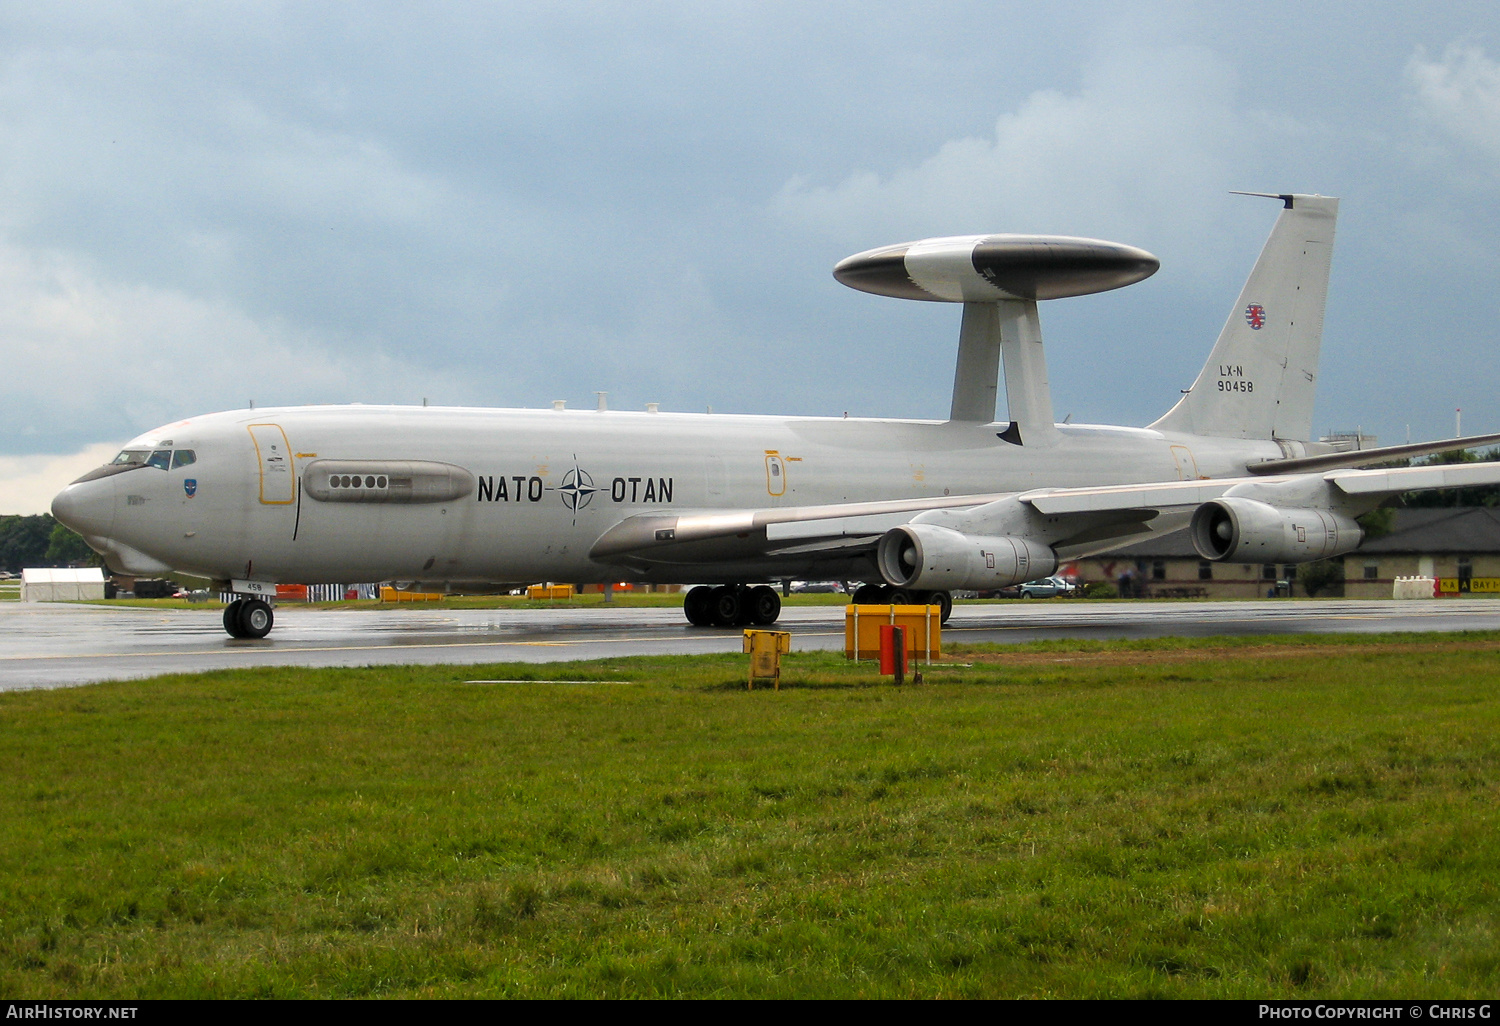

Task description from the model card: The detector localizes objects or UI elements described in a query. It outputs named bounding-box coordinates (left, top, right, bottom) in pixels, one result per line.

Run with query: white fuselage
left=57, top=404, right=1288, bottom=587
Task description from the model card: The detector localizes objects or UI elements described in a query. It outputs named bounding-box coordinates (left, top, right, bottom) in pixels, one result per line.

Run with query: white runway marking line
left=0, top=633, right=741, bottom=662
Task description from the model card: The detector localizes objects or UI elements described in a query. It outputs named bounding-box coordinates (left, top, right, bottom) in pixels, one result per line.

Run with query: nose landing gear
left=223, top=597, right=275, bottom=639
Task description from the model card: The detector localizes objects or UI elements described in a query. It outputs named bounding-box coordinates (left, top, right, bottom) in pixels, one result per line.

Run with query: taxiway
left=4, top=598, right=1500, bottom=691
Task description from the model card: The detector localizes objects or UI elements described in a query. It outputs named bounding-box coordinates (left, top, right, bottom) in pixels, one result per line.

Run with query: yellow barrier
left=743, top=629, right=791, bottom=690
left=1437, top=578, right=1500, bottom=594
left=380, top=587, right=443, bottom=602
left=527, top=584, right=576, bottom=600
left=844, top=605, right=941, bottom=662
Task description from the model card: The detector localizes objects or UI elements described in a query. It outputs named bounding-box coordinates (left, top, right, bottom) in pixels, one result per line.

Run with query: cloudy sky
left=2, top=2, right=1497, bottom=513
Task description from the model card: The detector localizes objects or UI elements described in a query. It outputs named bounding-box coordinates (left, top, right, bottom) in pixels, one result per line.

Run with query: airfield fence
left=218, top=584, right=380, bottom=603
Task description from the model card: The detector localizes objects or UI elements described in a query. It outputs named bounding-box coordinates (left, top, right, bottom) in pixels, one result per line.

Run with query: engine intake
left=877, top=524, right=1057, bottom=591
left=1191, top=498, right=1362, bottom=564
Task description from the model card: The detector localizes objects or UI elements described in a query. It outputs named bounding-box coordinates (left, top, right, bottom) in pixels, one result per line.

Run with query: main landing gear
left=223, top=597, right=274, bottom=639
left=850, top=584, right=953, bottom=624
left=682, top=585, right=782, bottom=627
left=680, top=584, right=955, bottom=627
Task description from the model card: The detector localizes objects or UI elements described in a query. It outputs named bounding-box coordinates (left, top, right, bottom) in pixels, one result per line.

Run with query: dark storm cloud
left=0, top=2, right=1497, bottom=511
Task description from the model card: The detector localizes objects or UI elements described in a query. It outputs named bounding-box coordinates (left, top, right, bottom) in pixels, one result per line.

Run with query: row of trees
left=0, top=515, right=96, bottom=572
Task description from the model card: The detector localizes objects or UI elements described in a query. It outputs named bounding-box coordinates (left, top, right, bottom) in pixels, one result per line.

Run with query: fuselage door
left=765, top=454, right=787, bottom=497
left=1169, top=444, right=1201, bottom=481
left=248, top=424, right=296, bottom=504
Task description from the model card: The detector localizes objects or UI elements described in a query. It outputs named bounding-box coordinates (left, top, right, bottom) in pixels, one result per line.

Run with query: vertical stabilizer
left=1149, top=194, right=1338, bottom=441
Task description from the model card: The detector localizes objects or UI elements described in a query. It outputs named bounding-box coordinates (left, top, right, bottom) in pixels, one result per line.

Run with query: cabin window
left=145, top=450, right=172, bottom=470
left=171, top=450, right=196, bottom=469
left=111, top=450, right=149, bottom=466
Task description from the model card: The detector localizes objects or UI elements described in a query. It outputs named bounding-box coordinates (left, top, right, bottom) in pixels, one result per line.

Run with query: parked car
left=790, top=581, right=845, bottom=594
left=1018, top=576, right=1078, bottom=599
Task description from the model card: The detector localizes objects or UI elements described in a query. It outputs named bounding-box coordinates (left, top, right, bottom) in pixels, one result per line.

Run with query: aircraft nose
left=51, top=476, right=117, bottom=539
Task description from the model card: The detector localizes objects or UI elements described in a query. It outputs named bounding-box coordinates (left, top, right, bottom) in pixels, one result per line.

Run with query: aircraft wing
left=1021, top=460, right=1500, bottom=513
left=589, top=490, right=1015, bottom=562
left=590, top=460, right=1500, bottom=569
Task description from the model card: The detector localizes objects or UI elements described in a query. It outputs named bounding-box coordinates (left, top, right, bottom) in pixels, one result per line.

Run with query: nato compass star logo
left=1245, top=303, right=1267, bottom=330
left=555, top=465, right=599, bottom=523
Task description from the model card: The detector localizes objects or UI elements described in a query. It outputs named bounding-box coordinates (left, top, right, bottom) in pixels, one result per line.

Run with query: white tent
left=21, top=567, right=106, bottom=602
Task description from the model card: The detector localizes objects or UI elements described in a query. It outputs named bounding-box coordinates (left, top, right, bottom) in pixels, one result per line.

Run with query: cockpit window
left=109, top=448, right=195, bottom=470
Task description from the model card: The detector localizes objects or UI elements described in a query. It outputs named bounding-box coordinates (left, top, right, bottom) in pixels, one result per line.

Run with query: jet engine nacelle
left=877, top=524, right=1057, bottom=591
left=1190, top=498, right=1363, bottom=564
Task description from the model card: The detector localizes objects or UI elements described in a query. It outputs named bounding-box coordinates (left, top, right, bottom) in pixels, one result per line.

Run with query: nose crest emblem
left=184, top=479, right=197, bottom=497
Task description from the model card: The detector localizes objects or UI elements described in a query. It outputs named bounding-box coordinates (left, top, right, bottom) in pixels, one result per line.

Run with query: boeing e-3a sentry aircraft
left=51, top=193, right=1500, bottom=638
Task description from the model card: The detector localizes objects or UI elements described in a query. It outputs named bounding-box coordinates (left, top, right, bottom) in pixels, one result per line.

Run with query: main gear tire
left=747, top=585, right=781, bottom=625
left=708, top=586, right=742, bottom=627
left=934, top=590, right=954, bottom=624
left=683, top=586, right=716, bottom=626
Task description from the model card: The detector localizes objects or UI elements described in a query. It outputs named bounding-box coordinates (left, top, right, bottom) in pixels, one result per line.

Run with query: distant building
left=1073, top=507, right=1500, bottom=599
left=1344, top=508, right=1500, bottom=599
left=21, top=567, right=106, bottom=601
left=1072, top=532, right=1293, bottom=599
left=1320, top=429, right=1378, bottom=451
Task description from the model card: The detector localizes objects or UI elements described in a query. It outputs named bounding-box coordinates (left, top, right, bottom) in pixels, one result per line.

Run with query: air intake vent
left=303, top=460, right=474, bottom=504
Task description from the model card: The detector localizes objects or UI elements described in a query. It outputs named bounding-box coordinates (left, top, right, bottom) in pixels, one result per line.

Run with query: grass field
left=2, top=633, right=1499, bottom=998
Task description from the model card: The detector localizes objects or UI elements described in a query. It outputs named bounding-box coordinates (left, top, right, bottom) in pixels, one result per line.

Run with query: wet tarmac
left=3, top=597, right=1500, bottom=691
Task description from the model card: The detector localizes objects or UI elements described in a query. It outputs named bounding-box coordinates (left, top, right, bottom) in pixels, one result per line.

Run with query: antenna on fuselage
left=833, top=234, right=1159, bottom=445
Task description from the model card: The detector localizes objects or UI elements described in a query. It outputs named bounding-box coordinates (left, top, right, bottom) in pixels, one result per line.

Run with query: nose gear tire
left=223, top=597, right=274, bottom=638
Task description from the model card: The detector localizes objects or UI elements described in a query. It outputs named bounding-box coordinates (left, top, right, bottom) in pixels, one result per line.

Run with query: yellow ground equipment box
left=743, top=629, right=792, bottom=690
left=526, top=584, right=576, bottom=600
left=845, top=605, right=941, bottom=662
left=380, top=586, right=443, bottom=602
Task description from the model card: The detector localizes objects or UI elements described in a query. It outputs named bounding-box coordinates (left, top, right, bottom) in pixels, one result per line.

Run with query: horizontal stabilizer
left=1246, top=431, right=1500, bottom=475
